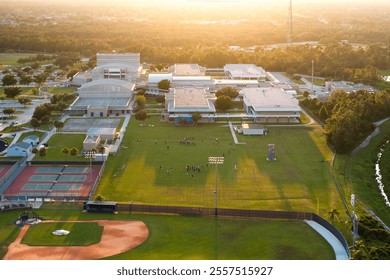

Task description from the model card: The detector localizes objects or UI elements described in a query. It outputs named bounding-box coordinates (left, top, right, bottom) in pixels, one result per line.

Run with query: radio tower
left=287, top=0, right=293, bottom=43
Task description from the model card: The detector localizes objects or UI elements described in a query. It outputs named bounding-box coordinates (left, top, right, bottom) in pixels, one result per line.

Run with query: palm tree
left=325, top=208, right=341, bottom=224
left=32, top=147, right=39, bottom=157
left=62, top=147, right=69, bottom=161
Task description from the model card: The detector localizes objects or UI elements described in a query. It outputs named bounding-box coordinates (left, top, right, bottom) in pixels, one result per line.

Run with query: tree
left=215, top=87, right=239, bottom=99
left=4, top=87, right=21, bottom=98
left=2, top=74, right=17, bottom=86
left=94, top=194, right=106, bottom=203
left=215, top=95, right=232, bottom=112
left=302, top=91, right=310, bottom=98
left=30, top=117, right=40, bottom=131
left=157, top=79, right=170, bottom=91
left=70, top=147, right=79, bottom=159
left=41, top=115, right=51, bottom=125
left=19, top=75, right=33, bottom=85
left=54, top=121, right=64, bottom=134
left=34, top=73, right=48, bottom=85
left=62, top=147, right=69, bottom=161
left=191, top=112, right=202, bottom=125
left=135, top=95, right=146, bottom=110
left=325, top=208, right=340, bottom=224
left=3, top=107, right=16, bottom=117
left=98, top=146, right=106, bottom=154
left=156, top=94, right=165, bottom=104
left=32, top=147, right=39, bottom=157
left=39, top=147, right=47, bottom=160
left=135, top=109, right=148, bottom=122
left=17, top=96, right=32, bottom=106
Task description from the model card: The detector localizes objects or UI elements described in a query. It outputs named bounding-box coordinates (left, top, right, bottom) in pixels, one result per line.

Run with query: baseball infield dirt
left=3, top=220, right=149, bottom=260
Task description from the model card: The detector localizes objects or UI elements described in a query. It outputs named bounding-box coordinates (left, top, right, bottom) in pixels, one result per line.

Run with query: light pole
left=208, top=156, right=224, bottom=217
left=311, top=60, right=314, bottom=94
left=85, top=150, right=96, bottom=183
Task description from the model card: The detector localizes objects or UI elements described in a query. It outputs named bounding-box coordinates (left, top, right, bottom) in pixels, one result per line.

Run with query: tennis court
left=29, top=175, right=58, bottom=182
left=0, top=167, right=4, bottom=172
left=36, top=167, right=63, bottom=173
left=52, top=183, right=83, bottom=191
left=3, top=163, right=103, bottom=199
left=23, top=184, right=52, bottom=191
left=58, top=175, right=87, bottom=182
left=63, top=167, right=90, bottom=174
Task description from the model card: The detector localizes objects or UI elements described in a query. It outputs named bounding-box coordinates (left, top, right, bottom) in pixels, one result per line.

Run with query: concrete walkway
left=305, top=220, right=349, bottom=260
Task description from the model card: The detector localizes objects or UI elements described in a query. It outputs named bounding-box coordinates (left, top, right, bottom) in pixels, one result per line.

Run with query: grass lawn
left=0, top=53, right=36, bottom=68
left=313, top=78, right=325, bottom=86
left=36, top=133, right=88, bottom=161
left=45, top=87, right=77, bottom=95
left=334, top=120, right=390, bottom=226
left=0, top=211, right=21, bottom=259
left=380, top=70, right=390, bottom=76
left=21, top=222, right=103, bottom=246
left=0, top=203, right=335, bottom=260
left=97, top=116, right=345, bottom=218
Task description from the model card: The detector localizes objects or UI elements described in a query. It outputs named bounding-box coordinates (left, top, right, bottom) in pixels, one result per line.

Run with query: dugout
left=83, top=201, right=118, bottom=213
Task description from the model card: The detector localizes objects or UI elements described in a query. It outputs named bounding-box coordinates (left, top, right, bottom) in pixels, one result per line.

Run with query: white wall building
left=92, top=53, right=142, bottom=82
left=241, top=87, right=301, bottom=123
left=6, top=142, right=32, bottom=157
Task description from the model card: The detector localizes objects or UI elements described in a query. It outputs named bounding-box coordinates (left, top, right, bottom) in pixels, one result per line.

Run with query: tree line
left=301, top=90, right=390, bottom=154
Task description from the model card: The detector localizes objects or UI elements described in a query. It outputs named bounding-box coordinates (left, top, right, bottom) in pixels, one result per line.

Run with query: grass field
left=39, top=134, right=89, bottom=161
left=97, top=116, right=345, bottom=218
left=380, top=70, right=390, bottom=76
left=334, top=120, right=390, bottom=226
left=45, top=87, right=77, bottom=95
left=21, top=222, right=103, bottom=246
left=0, top=87, right=37, bottom=96
left=0, top=53, right=37, bottom=68
left=0, top=203, right=335, bottom=260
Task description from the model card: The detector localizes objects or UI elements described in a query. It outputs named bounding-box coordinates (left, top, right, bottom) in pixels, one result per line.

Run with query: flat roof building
left=169, top=64, right=206, bottom=76
left=241, top=87, right=301, bottom=123
left=224, top=64, right=266, bottom=81
left=166, top=88, right=215, bottom=114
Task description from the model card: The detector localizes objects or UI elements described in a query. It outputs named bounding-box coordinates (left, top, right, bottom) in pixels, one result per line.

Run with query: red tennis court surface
left=0, top=165, right=12, bottom=178
left=4, top=164, right=102, bottom=199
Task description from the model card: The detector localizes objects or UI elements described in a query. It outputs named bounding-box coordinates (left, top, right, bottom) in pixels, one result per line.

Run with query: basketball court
left=62, top=118, right=120, bottom=132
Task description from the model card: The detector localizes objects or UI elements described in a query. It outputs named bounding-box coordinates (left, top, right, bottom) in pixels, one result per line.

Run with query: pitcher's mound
left=4, top=220, right=149, bottom=260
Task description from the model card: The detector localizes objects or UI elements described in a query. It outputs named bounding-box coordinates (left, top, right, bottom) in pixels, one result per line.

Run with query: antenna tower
left=287, top=0, right=293, bottom=43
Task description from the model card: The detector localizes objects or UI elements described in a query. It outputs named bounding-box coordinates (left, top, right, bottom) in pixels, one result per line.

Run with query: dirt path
left=4, top=220, right=149, bottom=260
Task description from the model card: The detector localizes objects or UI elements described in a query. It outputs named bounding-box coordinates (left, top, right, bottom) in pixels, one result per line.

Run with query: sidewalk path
left=305, top=220, right=349, bottom=260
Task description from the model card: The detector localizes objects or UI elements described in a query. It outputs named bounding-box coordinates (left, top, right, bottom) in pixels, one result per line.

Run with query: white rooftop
left=87, top=127, right=116, bottom=136
left=148, top=73, right=173, bottom=84
left=168, top=88, right=215, bottom=113
left=241, top=87, right=300, bottom=111
left=224, top=64, right=266, bottom=79
left=83, top=134, right=100, bottom=144
left=170, top=64, right=205, bottom=76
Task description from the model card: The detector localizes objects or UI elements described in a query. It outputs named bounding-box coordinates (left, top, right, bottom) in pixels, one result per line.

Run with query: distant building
left=72, top=71, right=92, bottom=86
left=169, top=64, right=206, bottom=76
left=325, top=81, right=375, bottom=94
left=6, top=142, right=32, bottom=157
left=165, top=88, right=216, bottom=122
left=68, top=79, right=134, bottom=117
left=92, top=53, right=142, bottom=82
left=224, top=64, right=266, bottom=81
left=241, top=87, right=301, bottom=123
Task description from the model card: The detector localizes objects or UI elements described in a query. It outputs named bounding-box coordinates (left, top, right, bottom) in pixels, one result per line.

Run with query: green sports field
left=0, top=203, right=335, bottom=260
left=97, top=117, right=345, bottom=217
